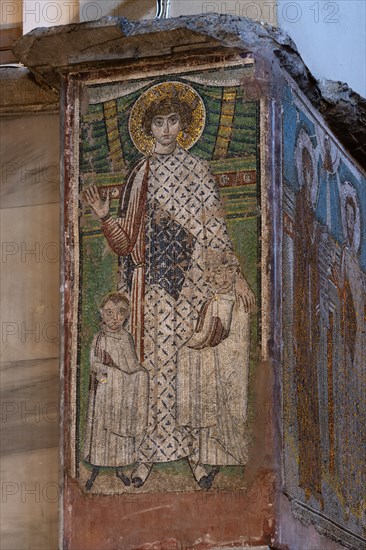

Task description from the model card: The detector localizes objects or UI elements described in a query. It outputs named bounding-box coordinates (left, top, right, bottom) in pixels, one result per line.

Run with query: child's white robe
left=84, top=329, right=149, bottom=467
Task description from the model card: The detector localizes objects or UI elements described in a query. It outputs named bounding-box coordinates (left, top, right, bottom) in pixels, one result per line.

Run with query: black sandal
left=85, top=466, right=100, bottom=491
left=198, top=467, right=220, bottom=490
left=116, top=467, right=131, bottom=486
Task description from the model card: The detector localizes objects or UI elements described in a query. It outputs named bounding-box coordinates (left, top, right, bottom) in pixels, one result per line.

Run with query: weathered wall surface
left=281, top=81, right=366, bottom=549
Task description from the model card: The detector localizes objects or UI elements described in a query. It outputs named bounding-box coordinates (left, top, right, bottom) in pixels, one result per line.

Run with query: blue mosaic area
left=282, top=85, right=366, bottom=549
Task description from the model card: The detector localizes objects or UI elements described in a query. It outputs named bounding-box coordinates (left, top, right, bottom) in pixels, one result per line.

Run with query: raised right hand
left=84, top=185, right=110, bottom=220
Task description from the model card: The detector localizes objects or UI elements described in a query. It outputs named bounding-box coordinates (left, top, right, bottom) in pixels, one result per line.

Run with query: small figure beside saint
left=83, top=292, right=149, bottom=491
left=177, top=251, right=253, bottom=488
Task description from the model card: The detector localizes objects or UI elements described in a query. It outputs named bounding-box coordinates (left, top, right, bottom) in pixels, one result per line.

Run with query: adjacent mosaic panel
left=282, top=85, right=366, bottom=548
left=66, top=60, right=267, bottom=495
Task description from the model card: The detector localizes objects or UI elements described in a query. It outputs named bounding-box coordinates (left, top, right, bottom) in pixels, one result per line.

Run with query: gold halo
left=128, top=81, right=206, bottom=155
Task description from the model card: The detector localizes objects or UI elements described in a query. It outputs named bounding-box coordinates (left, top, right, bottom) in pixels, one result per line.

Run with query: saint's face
left=101, top=300, right=128, bottom=332
left=150, top=112, right=182, bottom=147
left=213, top=264, right=237, bottom=293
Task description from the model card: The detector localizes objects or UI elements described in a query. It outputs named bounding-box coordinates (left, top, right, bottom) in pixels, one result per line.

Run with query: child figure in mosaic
left=83, top=292, right=149, bottom=491
left=84, top=82, right=255, bottom=489
left=177, top=251, right=254, bottom=488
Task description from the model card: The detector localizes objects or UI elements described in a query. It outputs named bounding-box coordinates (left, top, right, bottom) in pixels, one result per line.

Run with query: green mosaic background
left=77, top=73, right=261, bottom=476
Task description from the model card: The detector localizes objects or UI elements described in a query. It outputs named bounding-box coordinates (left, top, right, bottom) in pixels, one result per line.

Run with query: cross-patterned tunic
left=101, top=146, right=233, bottom=463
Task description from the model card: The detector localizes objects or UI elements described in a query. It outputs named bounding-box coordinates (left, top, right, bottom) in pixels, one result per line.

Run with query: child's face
left=101, top=300, right=128, bottom=332
left=213, top=263, right=237, bottom=293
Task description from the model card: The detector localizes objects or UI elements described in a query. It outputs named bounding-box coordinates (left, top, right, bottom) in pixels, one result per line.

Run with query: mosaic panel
left=282, top=85, right=366, bottom=549
left=66, top=60, right=267, bottom=496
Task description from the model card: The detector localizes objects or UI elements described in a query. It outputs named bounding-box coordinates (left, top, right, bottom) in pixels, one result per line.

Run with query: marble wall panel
left=0, top=358, right=59, bottom=548
left=0, top=203, right=60, bottom=363
left=0, top=114, right=60, bottom=209
left=0, top=110, right=61, bottom=548
left=0, top=447, right=59, bottom=550
left=1, top=357, right=59, bottom=455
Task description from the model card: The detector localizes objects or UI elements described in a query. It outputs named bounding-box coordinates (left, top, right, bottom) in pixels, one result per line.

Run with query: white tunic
left=102, top=146, right=233, bottom=462
left=177, top=291, right=251, bottom=465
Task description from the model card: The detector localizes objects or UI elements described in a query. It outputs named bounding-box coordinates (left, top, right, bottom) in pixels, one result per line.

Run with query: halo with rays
left=128, top=81, right=206, bottom=155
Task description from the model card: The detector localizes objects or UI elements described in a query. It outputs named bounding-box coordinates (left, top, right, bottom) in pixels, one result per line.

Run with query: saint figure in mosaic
left=331, top=184, right=366, bottom=515
left=85, top=82, right=255, bottom=489
left=293, top=132, right=323, bottom=502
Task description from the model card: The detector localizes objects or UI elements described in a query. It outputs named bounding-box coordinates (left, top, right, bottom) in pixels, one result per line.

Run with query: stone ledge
left=10, top=14, right=366, bottom=167
left=0, top=66, right=59, bottom=114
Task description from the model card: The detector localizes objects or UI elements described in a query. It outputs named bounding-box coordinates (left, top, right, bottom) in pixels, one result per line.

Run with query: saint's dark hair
left=143, top=97, right=192, bottom=135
